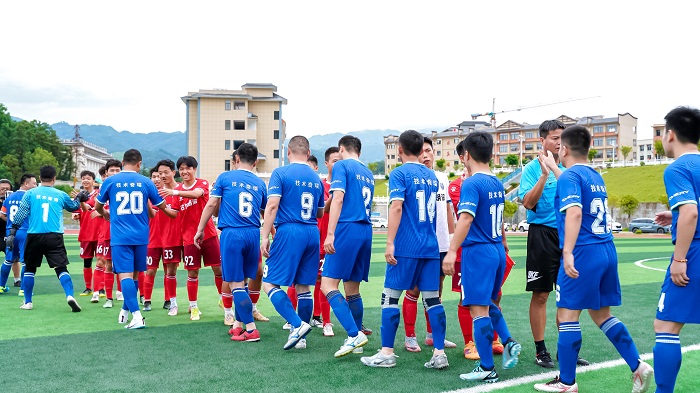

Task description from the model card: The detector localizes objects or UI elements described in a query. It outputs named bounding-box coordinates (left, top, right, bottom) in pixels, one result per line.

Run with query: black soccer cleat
left=143, top=301, right=152, bottom=311
left=163, top=300, right=171, bottom=310
left=13, top=280, right=21, bottom=287
left=576, top=356, right=590, bottom=366
left=535, top=350, right=555, bottom=368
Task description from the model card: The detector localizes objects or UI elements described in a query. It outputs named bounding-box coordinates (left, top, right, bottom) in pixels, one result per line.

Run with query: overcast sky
left=1, top=1, right=697, bottom=140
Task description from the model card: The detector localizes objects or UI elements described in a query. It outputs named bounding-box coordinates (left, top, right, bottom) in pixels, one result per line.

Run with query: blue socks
left=268, top=287, right=302, bottom=328
left=327, top=290, right=359, bottom=337
left=347, top=293, right=364, bottom=332
left=380, top=306, right=400, bottom=348
left=233, top=288, right=254, bottom=324
left=600, top=317, right=640, bottom=371
left=473, top=316, right=495, bottom=370
left=23, top=272, right=34, bottom=303
left=20, top=263, right=25, bottom=291
left=489, top=302, right=512, bottom=343
left=653, top=333, right=681, bottom=393
left=57, top=271, right=74, bottom=298
left=0, top=261, right=11, bottom=288
left=296, top=291, right=313, bottom=324
left=558, top=322, right=582, bottom=386
left=425, top=304, right=446, bottom=351
left=120, top=278, right=140, bottom=313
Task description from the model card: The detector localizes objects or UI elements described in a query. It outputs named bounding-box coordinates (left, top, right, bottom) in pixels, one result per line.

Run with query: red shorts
left=146, top=246, right=182, bottom=269
left=497, top=254, right=516, bottom=298
left=183, top=237, right=221, bottom=270
left=97, top=241, right=111, bottom=260
left=319, top=255, right=325, bottom=276
left=451, top=261, right=462, bottom=293
left=80, top=241, right=98, bottom=259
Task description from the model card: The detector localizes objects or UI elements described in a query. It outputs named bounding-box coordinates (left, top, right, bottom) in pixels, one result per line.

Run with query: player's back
left=22, top=186, right=75, bottom=234
left=555, top=164, right=613, bottom=247
left=459, top=172, right=506, bottom=245
left=213, top=169, right=267, bottom=229
left=389, top=162, right=439, bottom=258
left=268, top=162, right=324, bottom=226
left=4, top=190, right=26, bottom=232
left=665, top=153, right=700, bottom=243
left=330, top=158, right=374, bottom=223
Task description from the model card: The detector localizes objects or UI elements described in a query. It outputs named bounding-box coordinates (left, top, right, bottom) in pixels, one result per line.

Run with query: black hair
left=665, top=106, right=700, bottom=145
left=338, top=135, right=362, bottom=154
left=456, top=139, right=466, bottom=157
left=398, top=130, right=424, bottom=156
left=231, top=150, right=238, bottom=160
left=560, top=125, right=591, bottom=157
left=149, top=167, right=159, bottom=175
left=0, top=179, right=12, bottom=187
left=288, top=136, right=310, bottom=155
left=176, top=155, right=198, bottom=170
left=237, top=143, right=258, bottom=165
left=40, top=166, right=57, bottom=182
left=98, top=166, right=106, bottom=177
left=307, top=155, right=318, bottom=166
left=463, top=132, right=493, bottom=163
left=80, top=170, right=95, bottom=180
left=324, top=146, right=339, bottom=162
left=104, top=159, right=123, bottom=171
left=156, top=159, right=176, bottom=171
left=122, top=149, right=142, bottom=165
left=539, top=119, right=566, bottom=139
left=423, top=137, right=433, bottom=148
left=20, top=173, right=35, bottom=186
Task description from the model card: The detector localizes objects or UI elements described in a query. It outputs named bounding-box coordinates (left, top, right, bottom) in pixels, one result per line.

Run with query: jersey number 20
left=116, top=191, right=144, bottom=215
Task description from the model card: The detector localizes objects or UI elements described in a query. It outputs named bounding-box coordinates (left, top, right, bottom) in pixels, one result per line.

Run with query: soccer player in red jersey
left=73, top=170, right=100, bottom=298
left=159, top=156, right=223, bottom=321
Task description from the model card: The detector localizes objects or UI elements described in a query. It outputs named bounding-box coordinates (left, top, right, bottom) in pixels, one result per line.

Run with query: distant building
left=181, top=83, right=287, bottom=182
left=61, top=137, right=113, bottom=179
left=637, top=138, right=655, bottom=162
left=651, top=123, right=666, bottom=159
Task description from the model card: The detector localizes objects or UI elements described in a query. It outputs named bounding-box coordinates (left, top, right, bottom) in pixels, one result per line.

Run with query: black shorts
left=24, top=233, right=70, bottom=270
left=525, top=224, right=560, bottom=292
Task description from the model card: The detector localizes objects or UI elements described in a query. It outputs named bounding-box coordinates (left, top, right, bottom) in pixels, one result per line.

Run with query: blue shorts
left=657, top=242, right=700, bottom=324
left=111, top=245, right=148, bottom=274
left=556, top=241, right=621, bottom=310
left=263, top=224, right=320, bottom=287
left=322, top=222, right=372, bottom=282
left=221, top=227, right=260, bottom=283
left=385, top=256, right=440, bottom=291
left=5, top=229, right=27, bottom=262
left=461, top=242, right=505, bottom=306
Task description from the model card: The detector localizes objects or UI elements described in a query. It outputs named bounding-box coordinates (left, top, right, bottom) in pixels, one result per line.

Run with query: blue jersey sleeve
left=268, top=169, right=283, bottom=198
left=11, top=192, right=31, bottom=229
left=96, top=178, right=111, bottom=205
left=665, top=165, right=697, bottom=211
left=389, top=170, right=406, bottom=202
left=518, top=161, right=539, bottom=201
left=260, top=180, right=268, bottom=210
left=146, top=180, right=165, bottom=207
left=557, top=171, right=583, bottom=212
left=329, top=162, right=347, bottom=193
left=61, top=192, right=81, bottom=212
left=458, top=178, right=479, bottom=217
left=316, top=179, right=325, bottom=209
left=211, top=175, right=224, bottom=198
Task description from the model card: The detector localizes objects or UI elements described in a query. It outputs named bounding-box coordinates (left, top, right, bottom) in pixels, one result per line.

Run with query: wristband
left=673, top=258, right=688, bottom=263
left=173, top=190, right=179, bottom=196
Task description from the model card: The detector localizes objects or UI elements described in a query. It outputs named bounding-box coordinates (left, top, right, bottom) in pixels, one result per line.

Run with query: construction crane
left=470, top=96, right=600, bottom=129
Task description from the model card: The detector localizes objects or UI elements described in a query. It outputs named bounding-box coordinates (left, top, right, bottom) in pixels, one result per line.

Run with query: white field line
left=634, top=257, right=668, bottom=273
left=443, top=344, right=700, bottom=393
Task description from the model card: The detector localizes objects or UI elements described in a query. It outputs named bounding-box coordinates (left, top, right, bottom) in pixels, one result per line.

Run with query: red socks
left=166, top=275, right=177, bottom=299
left=287, top=287, right=297, bottom=310
left=403, top=293, right=418, bottom=337
left=249, top=289, right=260, bottom=304
left=187, top=277, right=198, bottom=302
left=222, top=292, right=233, bottom=309
left=214, top=275, right=223, bottom=295
left=83, top=268, right=92, bottom=290
left=144, top=272, right=155, bottom=302
left=93, top=267, right=105, bottom=292
left=458, top=304, right=473, bottom=344
left=104, top=272, right=114, bottom=299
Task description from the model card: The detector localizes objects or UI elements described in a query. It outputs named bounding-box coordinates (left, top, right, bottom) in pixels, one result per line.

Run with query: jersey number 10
left=490, top=203, right=504, bottom=238
left=416, top=190, right=436, bottom=223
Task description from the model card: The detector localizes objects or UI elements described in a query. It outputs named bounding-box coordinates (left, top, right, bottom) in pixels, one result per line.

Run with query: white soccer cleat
left=310, top=318, right=324, bottom=328
left=103, top=299, right=114, bottom=308
left=632, top=360, right=654, bottom=393
left=224, top=313, right=235, bottom=326
left=282, top=322, right=292, bottom=330
left=294, top=338, right=307, bottom=349
left=125, top=317, right=146, bottom=330
left=116, top=291, right=124, bottom=301
left=335, top=331, right=368, bottom=358
left=91, top=292, right=100, bottom=303
left=20, top=302, right=33, bottom=310
left=460, top=363, right=499, bottom=383
left=424, top=353, right=449, bottom=370
left=283, top=322, right=312, bottom=350
left=534, top=376, right=578, bottom=392
left=118, top=309, right=129, bottom=324
left=352, top=347, right=364, bottom=354
left=190, top=306, right=202, bottom=321
left=323, top=323, right=335, bottom=337
left=168, top=305, right=178, bottom=316
left=360, top=350, right=398, bottom=368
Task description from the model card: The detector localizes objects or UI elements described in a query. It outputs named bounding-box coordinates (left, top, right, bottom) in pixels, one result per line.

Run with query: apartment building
left=181, top=83, right=287, bottom=182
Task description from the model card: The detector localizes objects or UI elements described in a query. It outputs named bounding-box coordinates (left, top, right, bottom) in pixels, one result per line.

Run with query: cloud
left=0, top=79, right=118, bottom=108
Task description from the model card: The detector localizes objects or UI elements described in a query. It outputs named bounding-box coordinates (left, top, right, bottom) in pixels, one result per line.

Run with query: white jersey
left=434, top=171, right=450, bottom=252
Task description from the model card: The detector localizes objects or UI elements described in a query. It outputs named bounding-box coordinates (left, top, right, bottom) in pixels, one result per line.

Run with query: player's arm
left=260, top=196, right=280, bottom=258
left=94, top=200, right=110, bottom=221
left=385, top=199, right=402, bottom=265
left=444, top=212, right=474, bottom=276
left=561, top=205, right=581, bottom=279
left=541, top=150, right=562, bottom=179
left=323, top=190, right=344, bottom=255
left=10, top=196, right=31, bottom=230
left=446, top=199, right=455, bottom=235
left=64, top=190, right=89, bottom=212
left=670, top=203, right=696, bottom=286
left=521, top=158, right=550, bottom=210
left=502, top=221, right=509, bottom=253
left=323, top=193, right=333, bottom=214
left=159, top=187, right=204, bottom=199
left=194, top=197, right=220, bottom=248
left=155, top=203, right=178, bottom=219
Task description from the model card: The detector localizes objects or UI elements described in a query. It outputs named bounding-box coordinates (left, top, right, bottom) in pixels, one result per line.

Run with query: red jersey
left=98, top=204, right=111, bottom=242
left=148, top=202, right=163, bottom=248
left=78, top=190, right=100, bottom=242
left=448, top=176, right=464, bottom=262
left=174, top=178, right=217, bottom=246
left=317, top=179, right=331, bottom=255
left=160, top=183, right=183, bottom=248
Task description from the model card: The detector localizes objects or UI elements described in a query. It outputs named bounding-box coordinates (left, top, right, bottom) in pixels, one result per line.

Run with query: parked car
left=371, top=217, right=388, bottom=229
left=627, top=218, right=670, bottom=233
left=611, top=220, right=622, bottom=233
left=518, top=220, right=529, bottom=232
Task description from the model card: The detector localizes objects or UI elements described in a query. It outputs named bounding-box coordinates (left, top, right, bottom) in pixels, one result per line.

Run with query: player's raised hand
left=537, top=150, right=551, bottom=176
left=323, top=233, right=335, bottom=255
left=158, top=188, right=174, bottom=198
left=261, top=236, right=271, bottom=258
left=563, top=252, right=578, bottom=278
left=384, top=243, right=397, bottom=265
left=193, top=230, right=204, bottom=250
left=72, top=213, right=80, bottom=221
left=442, top=251, right=456, bottom=276
left=655, top=211, right=672, bottom=227
left=90, top=210, right=101, bottom=219
left=670, top=259, right=690, bottom=287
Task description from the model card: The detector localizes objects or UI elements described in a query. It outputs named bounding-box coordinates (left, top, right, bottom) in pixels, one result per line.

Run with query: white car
left=518, top=220, right=529, bottom=232
left=371, top=217, right=388, bottom=229
left=611, top=220, right=622, bottom=233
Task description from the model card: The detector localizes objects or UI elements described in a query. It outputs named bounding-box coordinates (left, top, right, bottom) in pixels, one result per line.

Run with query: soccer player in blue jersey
left=196, top=143, right=267, bottom=342
left=533, top=125, right=652, bottom=392
left=0, top=174, right=37, bottom=293
left=261, top=136, right=325, bottom=350
left=443, top=132, right=520, bottom=383
left=95, top=149, right=173, bottom=329
left=652, top=107, right=700, bottom=393
left=321, top=135, right=373, bottom=357
left=361, top=129, right=448, bottom=370
left=8, top=166, right=90, bottom=311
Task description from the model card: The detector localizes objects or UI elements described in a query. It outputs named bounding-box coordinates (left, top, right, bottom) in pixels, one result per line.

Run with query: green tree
left=435, top=158, right=446, bottom=171
left=654, top=140, right=665, bottom=158
left=453, top=162, right=462, bottom=172
left=24, top=147, right=59, bottom=177
left=658, top=194, right=669, bottom=208
left=1, top=154, right=23, bottom=184
left=504, top=154, right=519, bottom=166
left=588, top=149, right=597, bottom=163
left=368, top=162, right=379, bottom=175
left=620, top=194, right=640, bottom=222
left=504, top=200, right=518, bottom=219
left=620, top=146, right=632, bottom=166
left=608, top=194, right=620, bottom=220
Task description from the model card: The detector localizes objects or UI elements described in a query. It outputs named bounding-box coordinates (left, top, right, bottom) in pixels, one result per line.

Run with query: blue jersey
left=96, top=171, right=164, bottom=246
left=211, top=169, right=268, bottom=229
left=268, top=162, right=324, bottom=226
left=329, top=158, right=374, bottom=224
left=555, top=164, right=613, bottom=248
left=13, top=186, right=81, bottom=234
left=518, top=159, right=565, bottom=228
left=458, top=172, right=506, bottom=245
left=389, top=162, right=439, bottom=258
left=3, top=190, right=27, bottom=232
left=664, top=152, right=700, bottom=244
